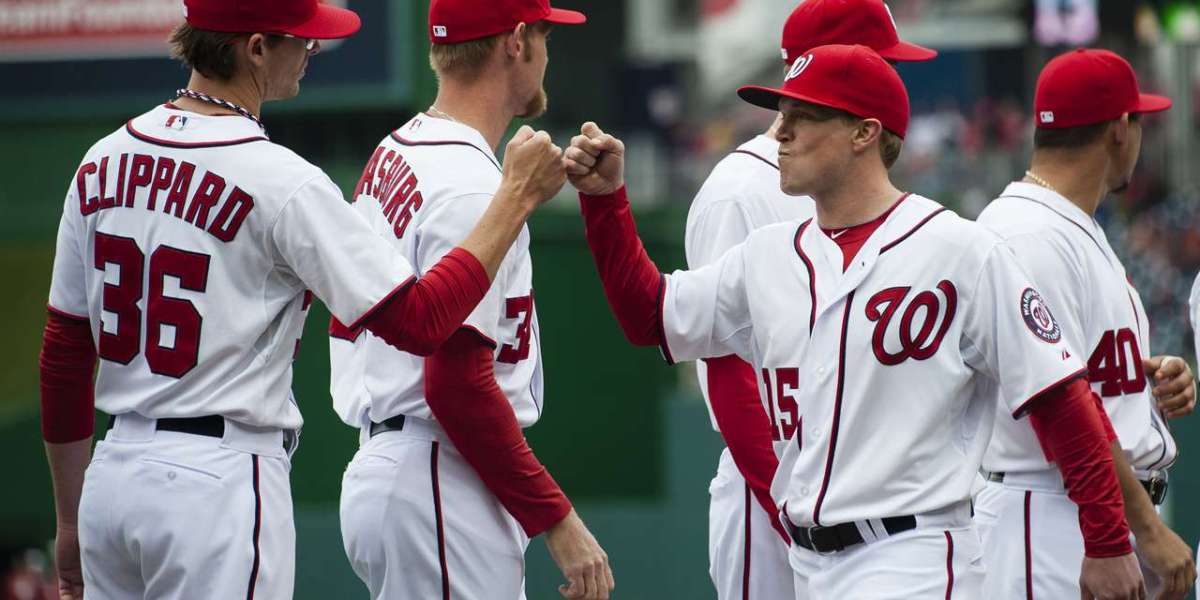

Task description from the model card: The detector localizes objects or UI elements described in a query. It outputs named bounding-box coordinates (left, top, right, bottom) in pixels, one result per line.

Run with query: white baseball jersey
left=47, top=104, right=415, bottom=430
left=330, top=114, right=542, bottom=430
left=1189, top=272, right=1200, bottom=363
left=979, top=182, right=1176, bottom=475
left=658, top=193, right=1083, bottom=527
left=684, top=134, right=814, bottom=434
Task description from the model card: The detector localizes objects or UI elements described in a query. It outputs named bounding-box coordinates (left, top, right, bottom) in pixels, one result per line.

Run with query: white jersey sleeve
left=270, top=174, right=416, bottom=327
left=686, top=199, right=755, bottom=269
left=661, top=243, right=754, bottom=364
left=962, top=242, right=1084, bottom=417
left=48, top=180, right=90, bottom=319
left=1190, top=272, right=1200, bottom=360
left=1003, top=232, right=1090, bottom=372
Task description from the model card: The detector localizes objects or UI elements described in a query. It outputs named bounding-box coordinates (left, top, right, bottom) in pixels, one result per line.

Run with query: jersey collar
left=736, top=134, right=781, bottom=167
left=996, top=181, right=1101, bottom=238
left=393, top=113, right=501, bottom=170
left=125, top=104, right=269, bottom=148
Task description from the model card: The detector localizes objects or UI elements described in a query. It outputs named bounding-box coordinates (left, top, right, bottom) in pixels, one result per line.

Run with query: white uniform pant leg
left=340, top=430, right=529, bottom=600
left=708, top=448, right=794, bottom=600
left=974, top=481, right=1083, bottom=599
left=78, top=433, right=294, bottom=600
left=790, top=526, right=983, bottom=599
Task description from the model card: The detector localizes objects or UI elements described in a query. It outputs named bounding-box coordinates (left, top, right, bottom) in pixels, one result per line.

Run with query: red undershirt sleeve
left=579, top=187, right=665, bottom=347
left=705, top=354, right=789, bottom=541
left=349, top=247, right=490, bottom=356
left=1027, top=377, right=1131, bottom=558
left=424, top=328, right=572, bottom=537
left=40, top=310, right=97, bottom=443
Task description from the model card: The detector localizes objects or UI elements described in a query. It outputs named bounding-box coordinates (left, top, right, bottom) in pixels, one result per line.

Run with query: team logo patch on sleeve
left=1020, top=287, right=1061, bottom=343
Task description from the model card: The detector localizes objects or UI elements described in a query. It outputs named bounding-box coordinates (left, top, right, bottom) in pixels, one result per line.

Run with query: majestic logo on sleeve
left=785, top=54, right=814, bottom=82
left=866, top=280, right=958, bottom=365
left=1020, top=287, right=1061, bottom=343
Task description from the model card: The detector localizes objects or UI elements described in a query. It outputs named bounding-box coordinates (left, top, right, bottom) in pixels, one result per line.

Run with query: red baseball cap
left=429, top=0, right=586, bottom=44
left=183, top=0, right=361, bottom=39
left=739, top=44, right=910, bottom=138
left=782, top=0, right=936, bottom=65
left=1034, top=48, right=1171, bottom=129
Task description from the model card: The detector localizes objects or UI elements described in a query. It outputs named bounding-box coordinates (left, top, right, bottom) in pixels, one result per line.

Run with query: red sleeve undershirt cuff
left=579, top=187, right=665, bottom=347
left=356, top=247, right=490, bottom=356
left=40, top=309, right=97, bottom=443
left=705, top=355, right=789, bottom=541
left=424, top=328, right=572, bottom=537
left=1028, top=377, right=1132, bottom=558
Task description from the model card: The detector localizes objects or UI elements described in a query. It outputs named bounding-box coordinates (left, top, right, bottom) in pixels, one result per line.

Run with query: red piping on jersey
left=124, top=121, right=267, bottom=149
left=390, top=130, right=502, bottom=173
left=811, top=290, right=855, bottom=525
left=944, top=530, right=955, bottom=600
left=347, top=275, right=418, bottom=331
left=656, top=274, right=676, bottom=364
left=742, top=483, right=752, bottom=599
left=731, top=149, right=779, bottom=171
left=1023, top=491, right=1033, bottom=600
left=430, top=442, right=451, bottom=600
left=793, top=219, right=817, bottom=333
left=47, top=304, right=88, bottom=323
left=1010, top=368, right=1087, bottom=419
left=245, top=455, right=262, bottom=600
left=879, top=203, right=944, bottom=255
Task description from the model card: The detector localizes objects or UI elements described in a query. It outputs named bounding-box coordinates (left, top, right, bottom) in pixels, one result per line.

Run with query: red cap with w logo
left=739, top=44, right=911, bottom=138
left=781, top=0, right=936, bottom=65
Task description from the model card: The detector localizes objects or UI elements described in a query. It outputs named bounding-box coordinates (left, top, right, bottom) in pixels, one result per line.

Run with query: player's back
left=331, top=114, right=543, bottom=430
left=50, top=104, right=351, bottom=430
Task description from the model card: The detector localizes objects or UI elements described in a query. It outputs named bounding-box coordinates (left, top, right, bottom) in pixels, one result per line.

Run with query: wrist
left=496, top=180, right=539, bottom=218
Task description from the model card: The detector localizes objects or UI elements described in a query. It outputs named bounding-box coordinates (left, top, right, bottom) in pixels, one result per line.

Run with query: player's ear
left=242, top=33, right=269, bottom=70
left=851, top=119, right=884, bottom=155
left=1110, top=113, right=1131, bottom=148
left=505, top=23, right=528, bottom=60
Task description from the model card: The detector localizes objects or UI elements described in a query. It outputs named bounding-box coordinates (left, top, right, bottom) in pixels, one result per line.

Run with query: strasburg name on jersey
left=658, top=194, right=1082, bottom=527
left=979, top=182, right=1177, bottom=474
left=329, top=114, right=544, bottom=430
left=47, top=105, right=416, bottom=430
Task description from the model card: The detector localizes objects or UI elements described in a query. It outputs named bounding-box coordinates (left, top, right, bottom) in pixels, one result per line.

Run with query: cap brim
left=1135, top=93, right=1172, bottom=114
left=281, top=4, right=362, bottom=39
left=875, top=40, right=937, bottom=62
left=737, top=85, right=905, bottom=137
left=545, top=7, right=587, bottom=25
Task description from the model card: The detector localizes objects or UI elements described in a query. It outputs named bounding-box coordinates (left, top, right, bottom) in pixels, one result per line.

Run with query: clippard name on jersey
left=354, top=146, right=424, bottom=240
left=74, top=153, right=254, bottom=243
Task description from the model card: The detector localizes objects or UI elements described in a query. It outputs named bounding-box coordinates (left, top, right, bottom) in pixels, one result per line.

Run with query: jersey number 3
left=94, top=232, right=210, bottom=378
left=1087, top=328, right=1145, bottom=397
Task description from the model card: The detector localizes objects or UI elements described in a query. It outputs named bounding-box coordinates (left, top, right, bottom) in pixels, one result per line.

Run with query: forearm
left=458, top=183, right=536, bottom=280
left=45, top=439, right=91, bottom=526
left=425, top=329, right=572, bottom=537
left=578, top=186, right=665, bottom=346
left=359, top=247, right=491, bottom=356
left=1110, top=441, right=1163, bottom=538
left=1029, top=378, right=1131, bottom=557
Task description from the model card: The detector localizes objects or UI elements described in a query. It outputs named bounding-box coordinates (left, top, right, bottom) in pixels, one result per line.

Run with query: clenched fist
left=564, top=122, right=625, bottom=196
left=500, top=125, right=567, bottom=211
left=545, top=509, right=614, bottom=600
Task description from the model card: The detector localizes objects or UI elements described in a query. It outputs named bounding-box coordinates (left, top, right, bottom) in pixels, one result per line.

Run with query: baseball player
left=38, top=0, right=567, bottom=598
left=329, top=1, right=612, bottom=599
left=566, top=43, right=1145, bottom=599
left=975, top=48, right=1196, bottom=600
left=687, top=3, right=937, bottom=598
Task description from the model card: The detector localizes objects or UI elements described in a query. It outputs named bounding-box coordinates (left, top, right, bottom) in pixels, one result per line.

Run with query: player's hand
left=1136, top=524, right=1195, bottom=600
left=564, top=122, right=624, bottom=196
left=500, top=125, right=567, bottom=211
left=544, top=509, right=614, bottom=600
left=1080, top=553, right=1146, bottom=600
left=1142, top=356, right=1195, bottom=419
left=55, top=523, right=84, bottom=600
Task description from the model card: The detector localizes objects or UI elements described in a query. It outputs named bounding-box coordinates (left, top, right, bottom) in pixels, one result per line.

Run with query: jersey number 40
left=1087, top=328, right=1146, bottom=397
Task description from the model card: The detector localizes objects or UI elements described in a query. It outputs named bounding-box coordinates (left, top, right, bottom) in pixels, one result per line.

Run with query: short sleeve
left=1190, top=272, right=1200, bottom=360
left=961, top=242, right=1085, bottom=418
left=1004, top=232, right=1090, bottom=361
left=271, top=174, right=416, bottom=327
left=414, top=193, right=508, bottom=345
left=48, top=183, right=89, bottom=319
left=686, top=198, right=754, bottom=269
left=661, top=242, right=754, bottom=363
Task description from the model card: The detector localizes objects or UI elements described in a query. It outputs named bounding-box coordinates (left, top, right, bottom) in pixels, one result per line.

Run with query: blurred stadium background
left=4, top=0, right=1200, bottom=598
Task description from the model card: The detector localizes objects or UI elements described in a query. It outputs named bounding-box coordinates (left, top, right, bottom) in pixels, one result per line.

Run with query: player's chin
left=517, top=90, right=548, bottom=120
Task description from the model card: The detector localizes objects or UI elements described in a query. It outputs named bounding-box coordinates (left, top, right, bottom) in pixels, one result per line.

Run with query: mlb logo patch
left=1039, top=111, right=1055, bottom=124
left=432, top=25, right=448, bottom=37
left=165, top=115, right=189, bottom=130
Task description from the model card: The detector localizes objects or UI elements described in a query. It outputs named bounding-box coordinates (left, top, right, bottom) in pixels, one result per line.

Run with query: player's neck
left=811, top=170, right=902, bottom=229
left=430, top=83, right=518, bottom=151
left=173, top=72, right=264, bottom=119
left=1026, top=151, right=1107, bottom=216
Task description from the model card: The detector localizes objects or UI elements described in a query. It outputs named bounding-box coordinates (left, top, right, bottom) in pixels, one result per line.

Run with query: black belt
left=788, top=515, right=917, bottom=554
left=106, top=415, right=294, bottom=452
left=369, top=415, right=407, bottom=437
left=987, top=472, right=1168, bottom=506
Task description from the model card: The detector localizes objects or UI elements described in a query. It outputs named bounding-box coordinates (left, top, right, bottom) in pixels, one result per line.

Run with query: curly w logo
left=786, top=54, right=814, bottom=82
